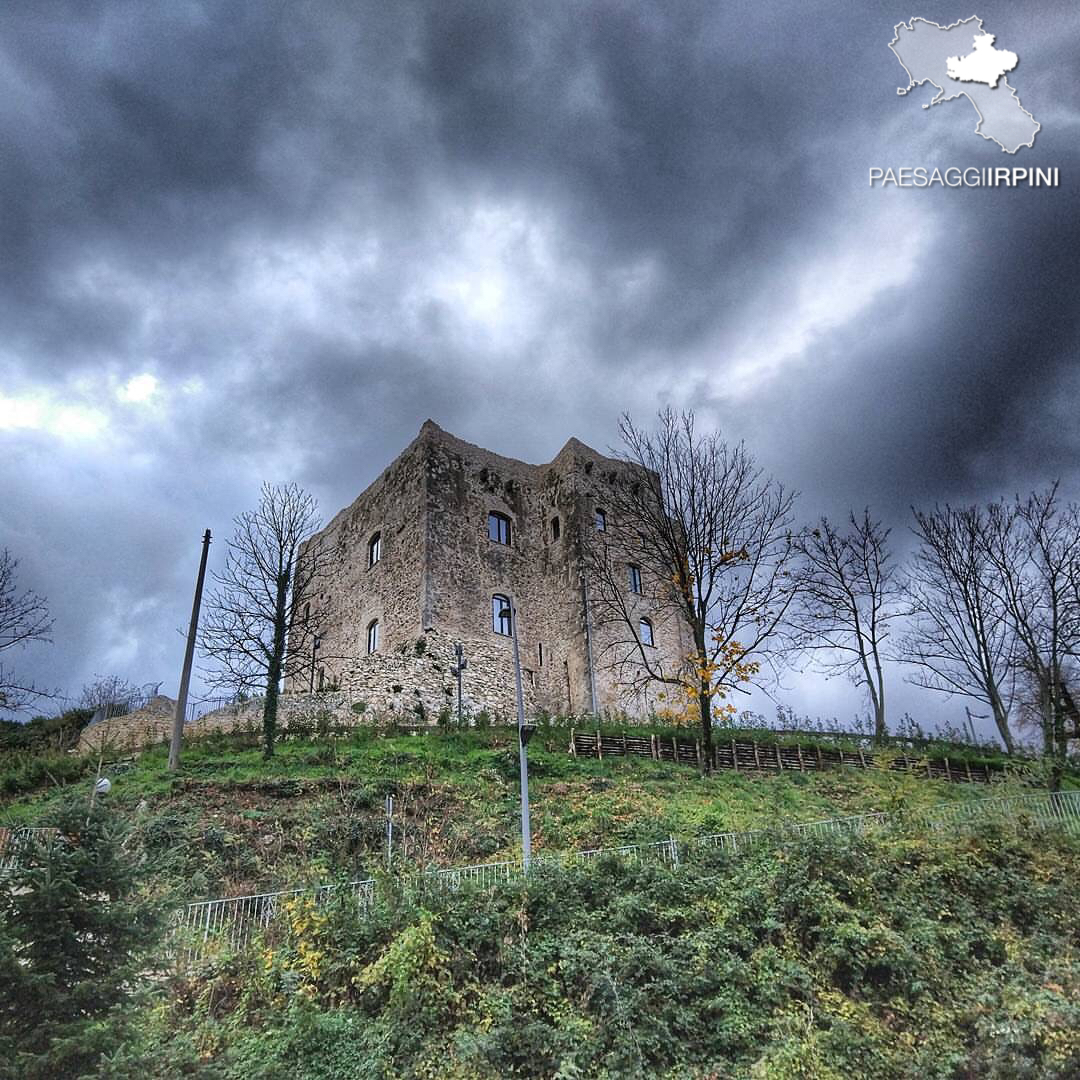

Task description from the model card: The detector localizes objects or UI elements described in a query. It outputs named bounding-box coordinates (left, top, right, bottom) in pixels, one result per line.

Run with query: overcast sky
left=2, top=1, right=1078, bottom=740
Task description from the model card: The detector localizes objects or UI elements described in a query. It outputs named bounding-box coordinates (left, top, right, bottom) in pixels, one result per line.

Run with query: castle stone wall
left=287, top=421, right=692, bottom=720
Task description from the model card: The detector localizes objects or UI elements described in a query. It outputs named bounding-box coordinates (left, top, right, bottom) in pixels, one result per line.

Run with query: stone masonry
left=77, top=695, right=176, bottom=754
left=284, top=421, right=693, bottom=722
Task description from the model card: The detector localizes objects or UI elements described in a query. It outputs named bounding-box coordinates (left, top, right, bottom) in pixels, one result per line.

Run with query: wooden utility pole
left=168, top=529, right=212, bottom=771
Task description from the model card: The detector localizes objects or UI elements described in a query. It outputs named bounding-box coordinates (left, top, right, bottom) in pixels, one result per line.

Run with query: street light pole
left=453, top=643, right=468, bottom=726
left=504, top=597, right=533, bottom=870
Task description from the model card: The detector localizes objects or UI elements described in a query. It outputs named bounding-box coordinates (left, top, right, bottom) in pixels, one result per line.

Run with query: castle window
left=628, top=564, right=642, bottom=594
left=368, top=532, right=382, bottom=567
left=639, top=617, right=654, bottom=647
left=488, top=512, right=512, bottom=546
left=551, top=516, right=561, bottom=541
left=366, top=619, right=380, bottom=654
left=595, top=509, right=606, bottom=531
left=492, top=594, right=513, bottom=636
left=537, top=642, right=544, bottom=667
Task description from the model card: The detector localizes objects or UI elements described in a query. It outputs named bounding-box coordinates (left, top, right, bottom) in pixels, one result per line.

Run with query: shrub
left=0, top=801, right=165, bottom=1079
left=167, top=823, right=1080, bottom=1079
left=0, top=748, right=92, bottom=797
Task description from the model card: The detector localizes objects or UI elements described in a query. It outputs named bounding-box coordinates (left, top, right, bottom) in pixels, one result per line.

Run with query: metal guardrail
left=176, top=877, right=377, bottom=963
left=173, top=790, right=1080, bottom=964
left=426, top=859, right=518, bottom=891
left=0, top=826, right=59, bottom=872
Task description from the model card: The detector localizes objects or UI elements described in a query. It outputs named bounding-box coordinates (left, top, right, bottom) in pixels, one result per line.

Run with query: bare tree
left=77, top=675, right=166, bottom=717
left=198, top=483, right=327, bottom=758
left=983, top=484, right=1080, bottom=783
left=587, top=409, right=802, bottom=770
left=0, top=549, right=55, bottom=713
left=793, top=510, right=903, bottom=744
left=901, top=504, right=1018, bottom=753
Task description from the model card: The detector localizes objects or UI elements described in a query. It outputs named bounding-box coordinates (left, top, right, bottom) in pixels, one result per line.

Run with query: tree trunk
left=698, top=685, right=713, bottom=775
left=263, top=571, right=291, bottom=760
left=262, top=662, right=280, bottom=760
left=1050, top=672, right=1067, bottom=792
left=986, top=683, right=1015, bottom=755
left=872, top=699, right=886, bottom=745
left=694, top=622, right=713, bottom=773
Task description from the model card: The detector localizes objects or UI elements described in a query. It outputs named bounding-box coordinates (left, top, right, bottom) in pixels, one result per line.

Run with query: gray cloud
left=1, top=0, right=1077, bottom=739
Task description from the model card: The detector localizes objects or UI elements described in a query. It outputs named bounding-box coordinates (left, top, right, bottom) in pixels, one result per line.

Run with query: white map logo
left=890, top=16, right=1040, bottom=153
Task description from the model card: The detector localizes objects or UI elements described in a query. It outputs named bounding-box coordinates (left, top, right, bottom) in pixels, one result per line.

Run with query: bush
left=0, top=708, right=94, bottom=753
left=0, top=747, right=92, bottom=797
left=160, top=823, right=1080, bottom=1078
left=0, top=800, right=165, bottom=1079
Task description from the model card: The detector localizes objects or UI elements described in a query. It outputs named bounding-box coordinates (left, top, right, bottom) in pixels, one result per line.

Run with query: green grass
left=4, top=723, right=1080, bottom=1078
left=1, top=722, right=1059, bottom=902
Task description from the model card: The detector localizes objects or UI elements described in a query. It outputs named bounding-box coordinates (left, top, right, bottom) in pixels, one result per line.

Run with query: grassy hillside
left=0, top=721, right=1055, bottom=901
left=3, top=724, right=1079, bottom=1078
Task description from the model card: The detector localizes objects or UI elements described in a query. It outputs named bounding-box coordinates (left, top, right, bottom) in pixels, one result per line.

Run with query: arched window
left=628, top=564, right=642, bottom=594
left=595, top=509, right=606, bottom=532
left=492, top=594, right=513, bottom=636
left=551, top=516, right=561, bottom=541
left=368, top=532, right=381, bottom=567
left=366, top=619, right=379, bottom=654
left=639, top=617, right=654, bottom=647
left=488, top=512, right=512, bottom=545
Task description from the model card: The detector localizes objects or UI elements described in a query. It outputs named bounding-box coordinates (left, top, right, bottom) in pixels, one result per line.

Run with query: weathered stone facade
left=77, top=695, right=176, bottom=754
left=285, top=422, right=692, bottom=721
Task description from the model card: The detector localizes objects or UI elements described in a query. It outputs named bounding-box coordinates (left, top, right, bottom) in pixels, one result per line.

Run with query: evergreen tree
left=0, top=801, right=163, bottom=1079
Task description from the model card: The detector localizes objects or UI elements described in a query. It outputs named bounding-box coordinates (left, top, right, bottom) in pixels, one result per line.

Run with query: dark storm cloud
left=1, top=0, right=1078, bottom=731
left=735, top=168, right=1080, bottom=527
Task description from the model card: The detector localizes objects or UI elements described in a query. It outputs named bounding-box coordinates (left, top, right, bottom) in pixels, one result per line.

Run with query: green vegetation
left=1, top=722, right=1055, bottom=894
left=149, top=822, right=1078, bottom=1080
left=0, top=706, right=94, bottom=754
left=1, top=724, right=1079, bottom=1077
left=0, top=802, right=165, bottom=1080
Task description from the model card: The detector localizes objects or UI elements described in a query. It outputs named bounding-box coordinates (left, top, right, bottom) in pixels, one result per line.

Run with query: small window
left=488, top=512, right=512, bottom=545
left=551, top=516, right=561, bottom=541
left=368, top=532, right=381, bottom=567
left=639, top=617, right=654, bottom=647
left=492, top=594, right=513, bottom=636
left=537, top=642, right=544, bottom=667
left=366, top=619, right=380, bottom=654
left=628, top=564, right=642, bottom=594
left=595, top=509, right=606, bottom=532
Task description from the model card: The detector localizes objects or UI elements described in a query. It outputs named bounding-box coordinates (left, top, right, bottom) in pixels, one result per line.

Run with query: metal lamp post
left=500, top=599, right=534, bottom=870
left=452, top=643, right=468, bottom=725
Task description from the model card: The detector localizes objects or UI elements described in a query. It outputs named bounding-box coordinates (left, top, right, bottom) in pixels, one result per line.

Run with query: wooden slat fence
left=569, top=729, right=1003, bottom=783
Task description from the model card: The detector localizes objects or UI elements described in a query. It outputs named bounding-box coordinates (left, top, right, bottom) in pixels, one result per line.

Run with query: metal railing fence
left=0, top=826, right=58, bottom=872
left=173, top=790, right=1079, bottom=965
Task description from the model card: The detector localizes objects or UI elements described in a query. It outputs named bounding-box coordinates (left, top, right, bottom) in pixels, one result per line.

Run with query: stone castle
left=286, top=421, right=691, bottom=721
